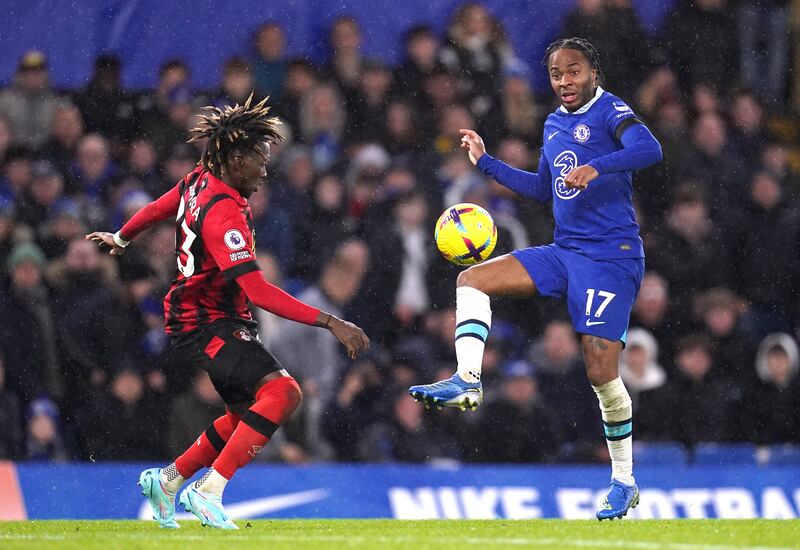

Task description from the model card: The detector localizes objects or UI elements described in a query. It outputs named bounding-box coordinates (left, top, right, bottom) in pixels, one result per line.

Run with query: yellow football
left=434, top=203, right=497, bottom=266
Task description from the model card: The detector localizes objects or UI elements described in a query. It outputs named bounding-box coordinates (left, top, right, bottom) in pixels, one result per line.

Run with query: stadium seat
left=764, top=445, right=800, bottom=466
left=693, top=443, right=757, bottom=466
left=633, top=442, right=688, bottom=466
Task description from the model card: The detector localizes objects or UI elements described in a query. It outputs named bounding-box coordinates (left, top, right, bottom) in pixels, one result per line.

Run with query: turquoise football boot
left=138, top=468, right=180, bottom=529
left=596, top=479, right=640, bottom=520
left=179, top=485, right=239, bottom=529
left=409, top=373, right=483, bottom=411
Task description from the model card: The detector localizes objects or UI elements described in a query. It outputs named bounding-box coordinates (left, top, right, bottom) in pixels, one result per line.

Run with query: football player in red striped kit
left=87, top=96, right=369, bottom=529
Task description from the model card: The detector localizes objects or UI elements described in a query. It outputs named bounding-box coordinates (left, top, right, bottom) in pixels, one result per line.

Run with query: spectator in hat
left=0, top=242, right=60, bottom=404
left=0, top=50, right=62, bottom=149
left=25, top=397, right=68, bottom=461
left=619, top=328, right=667, bottom=409
left=0, top=351, right=24, bottom=460
left=740, top=333, right=800, bottom=444
left=477, top=359, right=560, bottom=463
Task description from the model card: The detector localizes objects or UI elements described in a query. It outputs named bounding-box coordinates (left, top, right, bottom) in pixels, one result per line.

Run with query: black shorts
left=170, top=319, right=284, bottom=406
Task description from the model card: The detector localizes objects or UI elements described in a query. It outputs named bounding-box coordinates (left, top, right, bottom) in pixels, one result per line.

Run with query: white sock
left=195, top=467, right=228, bottom=498
left=159, top=463, right=185, bottom=496
left=455, top=286, right=491, bottom=384
left=592, top=377, right=634, bottom=486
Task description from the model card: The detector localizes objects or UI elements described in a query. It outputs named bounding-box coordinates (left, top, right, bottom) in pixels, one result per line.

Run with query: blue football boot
left=179, top=485, right=239, bottom=529
left=596, top=479, right=640, bottom=520
left=408, top=373, right=483, bottom=411
left=138, top=468, right=180, bottom=529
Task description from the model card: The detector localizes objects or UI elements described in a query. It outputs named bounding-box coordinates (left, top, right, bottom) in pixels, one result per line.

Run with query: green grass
left=1, top=519, right=798, bottom=550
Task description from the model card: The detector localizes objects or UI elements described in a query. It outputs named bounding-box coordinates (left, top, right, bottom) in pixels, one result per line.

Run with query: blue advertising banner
left=8, top=462, right=800, bottom=520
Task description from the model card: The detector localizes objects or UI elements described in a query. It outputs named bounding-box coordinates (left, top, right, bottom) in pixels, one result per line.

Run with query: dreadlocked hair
left=188, top=93, right=283, bottom=176
left=543, top=37, right=602, bottom=82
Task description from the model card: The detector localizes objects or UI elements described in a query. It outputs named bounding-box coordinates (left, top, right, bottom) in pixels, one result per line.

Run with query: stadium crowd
left=0, top=0, right=799, bottom=465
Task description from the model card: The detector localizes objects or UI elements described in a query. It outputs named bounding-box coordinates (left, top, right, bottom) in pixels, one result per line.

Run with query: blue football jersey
left=541, top=86, right=644, bottom=260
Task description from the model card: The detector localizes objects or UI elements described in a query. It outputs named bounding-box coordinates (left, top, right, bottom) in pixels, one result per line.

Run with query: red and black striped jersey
left=162, top=167, right=260, bottom=335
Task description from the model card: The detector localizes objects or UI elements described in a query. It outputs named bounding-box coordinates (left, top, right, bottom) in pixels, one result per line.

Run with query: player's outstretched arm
left=85, top=183, right=182, bottom=255
left=236, top=271, right=369, bottom=359
left=459, top=128, right=552, bottom=203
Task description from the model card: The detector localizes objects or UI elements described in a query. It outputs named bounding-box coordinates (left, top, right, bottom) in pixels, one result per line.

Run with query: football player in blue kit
left=409, top=37, right=663, bottom=520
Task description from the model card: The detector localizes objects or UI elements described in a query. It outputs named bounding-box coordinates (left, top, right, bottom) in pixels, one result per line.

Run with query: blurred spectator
left=0, top=199, right=14, bottom=269
left=0, top=146, right=34, bottom=202
left=646, top=334, right=737, bottom=445
left=141, top=85, right=196, bottom=157
left=363, top=392, right=460, bottom=462
left=252, top=22, right=288, bottom=100
left=529, top=320, right=598, bottom=459
left=0, top=51, right=62, bottom=149
left=38, top=103, right=84, bottom=175
left=248, top=183, right=294, bottom=272
left=0, top=243, right=60, bottom=403
left=732, top=171, right=800, bottom=337
left=629, top=272, right=684, bottom=369
left=646, top=183, right=733, bottom=314
left=49, top=238, right=129, bottom=408
left=0, top=115, right=13, bottom=166
left=66, top=133, right=121, bottom=204
left=476, top=360, right=560, bottom=462
left=214, top=57, right=257, bottom=108
left=694, top=288, right=755, bottom=383
left=440, top=3, right=509, bottom=119
left=25, top=397, right=68, bottom=462
left=618, top=328, right=667, bottom=410
left=737, top=0, right=791, bottom=107
left=278, top=59, right=319, bottom=134
left=77, top=365, right=164, bottom=460
left=299, top=83, right=346, bottom=171
left=272, top=239, right=369, bottom=401
left=290, top=172, right=352, bottom=281
left=271, top=145, right=314, bottom=219
left=323, top=356, right=390, bottom=461
left=740, top=333, right=800, bottom=444
left=0, top=352, right=23, bottom=459
left=16, top=161, right=65, bottom=227
left=325, top=16, right=364, bottom=92
left=347, top=60, right=394, bottom=144
left=73, top=54, right=136, bottom=144
left=728, top=91, right=769, bottom=167
left=561, top=0, right=651, bottom=89
left=166, top=369, right=224, bottom=456
left=125, top=138, right=163, bottom=197
left=394, top=25, right=441, bottom=106
left=662, top=0, right=738, bottom=92
left=38, top=199, right=87, bottom=259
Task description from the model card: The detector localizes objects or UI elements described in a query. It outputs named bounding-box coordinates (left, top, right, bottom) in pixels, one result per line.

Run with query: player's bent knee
left=457, top=265, right=484, bottom=289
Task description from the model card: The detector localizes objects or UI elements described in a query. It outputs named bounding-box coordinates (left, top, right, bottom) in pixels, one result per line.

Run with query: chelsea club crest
left=573, top=124, right=590, bottom=143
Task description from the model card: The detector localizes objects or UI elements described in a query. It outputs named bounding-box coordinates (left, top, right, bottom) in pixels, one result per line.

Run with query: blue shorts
left=511, top=244, right=644, bottom=343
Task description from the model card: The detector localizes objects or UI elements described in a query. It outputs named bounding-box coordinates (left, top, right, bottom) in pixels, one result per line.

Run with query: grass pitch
left=0, top=519, right=798, bottom=550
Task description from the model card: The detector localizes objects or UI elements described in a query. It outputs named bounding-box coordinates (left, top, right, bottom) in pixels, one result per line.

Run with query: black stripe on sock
left=242, top=410, right=280, bottom=438
left=456, top=319, right=489, bottom=332
left=603, top=418, right=633, bottom=427
left=455, top=332, right=487, bottom=342
left=606, top=429, right=634, bottom=442
left=204, top=424, right=227, bottom=453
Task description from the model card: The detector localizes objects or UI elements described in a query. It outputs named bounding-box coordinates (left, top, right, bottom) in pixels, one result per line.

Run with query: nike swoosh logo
left=139, top=488, right=329, bottom=520
left=585, top=320, right=606, bottom=326
left=547, top=131, right=559, bottom=140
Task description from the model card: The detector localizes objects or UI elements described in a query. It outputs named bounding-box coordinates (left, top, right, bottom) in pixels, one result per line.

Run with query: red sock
left=212, top=377, right=301, bottom=480
left=174, top=410, right=241, bottom=479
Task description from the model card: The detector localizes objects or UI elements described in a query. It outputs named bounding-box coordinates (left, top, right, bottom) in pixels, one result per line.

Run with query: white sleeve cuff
left=113, top=231, right=130, bottom=248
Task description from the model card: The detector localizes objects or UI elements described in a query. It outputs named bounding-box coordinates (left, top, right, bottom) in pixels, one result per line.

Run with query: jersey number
left=176, top=197, right=197, bottom=278
left=585, top=288, right=616, bottom=318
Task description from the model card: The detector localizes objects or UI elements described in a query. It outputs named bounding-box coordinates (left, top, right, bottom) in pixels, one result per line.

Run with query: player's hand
left=85, top=231, right=126, bottom=256
left=459, top=129, right=487, bottom=166
left=564, top=165, right=599, bottom=190
left=327, top=316, right=370, bottom=359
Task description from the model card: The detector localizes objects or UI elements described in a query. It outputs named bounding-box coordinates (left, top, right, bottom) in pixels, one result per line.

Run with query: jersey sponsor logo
left=573, top=124, right=591, bottom=143
left=233, top=328, right=253, bottom=341
left=224, top=229, right=246, bottom=251
left=613, top=102, right=632, bottom=113
left=553, top=150, right=581, bottom=200
left=229, top=250, right=252, bottom=262
left=547, top=130, right=560, bottom=140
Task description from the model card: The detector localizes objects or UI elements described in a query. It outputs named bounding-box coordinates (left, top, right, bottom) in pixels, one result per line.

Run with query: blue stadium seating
left=693, top=443, right=757, bottom=466
left=633, top=442, right=688, bottom=466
